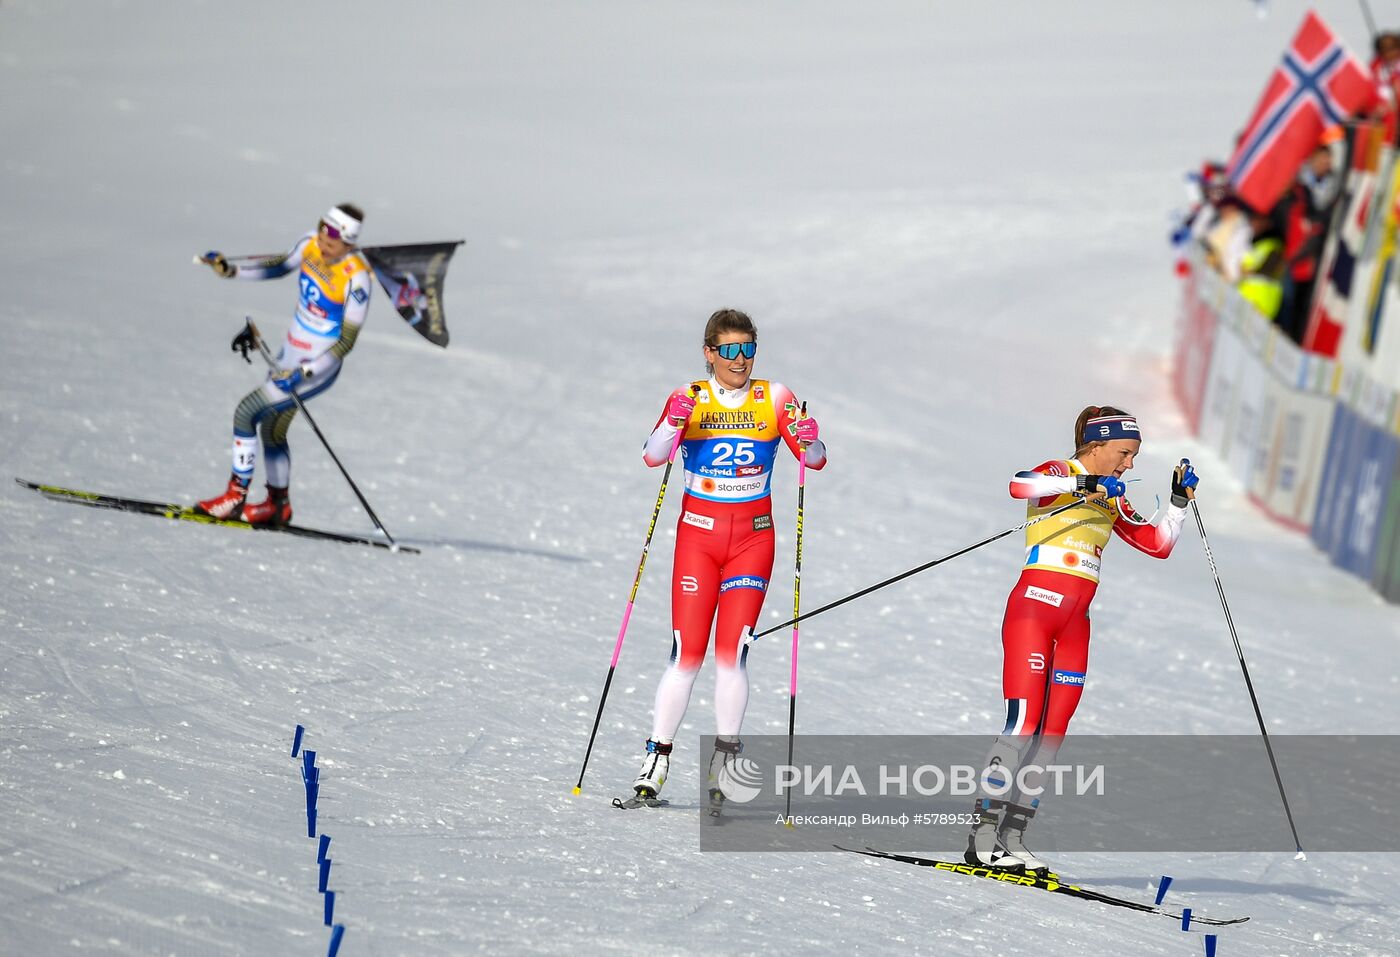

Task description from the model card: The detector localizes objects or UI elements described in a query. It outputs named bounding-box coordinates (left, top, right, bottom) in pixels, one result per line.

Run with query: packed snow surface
left=2, top=2, right=1398, bottom=954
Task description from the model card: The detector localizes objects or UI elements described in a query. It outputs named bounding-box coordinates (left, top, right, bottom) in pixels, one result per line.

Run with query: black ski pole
left=783, top=403, right=809, bottom=825
left=753, top=496, right=1088, bottom=640
left=245, top=318, right=399, bottom=549
left=1190, top=498, right=1306, bottom=859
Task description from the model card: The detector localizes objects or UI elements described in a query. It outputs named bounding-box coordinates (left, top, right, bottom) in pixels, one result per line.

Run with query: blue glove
left=1078, top=473, right=1126, bottom=498
left=1171, top=459, right=1199, bottom=507
left=270, top=365, right=308, bottom=393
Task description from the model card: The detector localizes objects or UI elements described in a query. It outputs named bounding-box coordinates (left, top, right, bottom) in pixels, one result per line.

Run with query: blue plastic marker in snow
left=319, top=857, right=332, bottom=893
left=292, top=725, right=305, bottom=757
left=307, top=808, right=317, bottom=838
left=1181, top=907, right=1192, bottom=931
left=324, top=890, right=336, bottom=926
left=327, top=924, right=345, bottom=957
left=1205, top=934, right=1218, bottom=956
left=1155, top=875, right=1173, bottom=905
left=302, top=750, right=317, bottom=782
left=318, top=834, right=331, bottom=863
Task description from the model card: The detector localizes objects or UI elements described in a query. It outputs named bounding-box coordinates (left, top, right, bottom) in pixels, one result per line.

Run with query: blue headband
left=1082, top=415, right=1141, bottom=444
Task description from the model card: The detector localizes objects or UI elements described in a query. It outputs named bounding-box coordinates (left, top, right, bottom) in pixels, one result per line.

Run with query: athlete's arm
left=1111, top=499, right=1187, bottom=558
left=231, top=234, right=311, bottom=280
left=303, top=266, right=372, bottom=379
left=771, top=382, right=826, bottom=469
left=642, top=389, right=690, bottom=467
left=1009, top=460, right=1077, bottom=501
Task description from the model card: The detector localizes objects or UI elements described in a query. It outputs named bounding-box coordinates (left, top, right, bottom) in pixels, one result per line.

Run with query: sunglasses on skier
left=319, top=220, right=349, bottom=242
left=709, top=341, right=757, bottom=360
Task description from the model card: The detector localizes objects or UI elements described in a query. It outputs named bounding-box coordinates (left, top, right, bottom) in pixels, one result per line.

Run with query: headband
left=1082, top=415, right=1141, bottom=444
left=322, top=206, right=362, bottom=244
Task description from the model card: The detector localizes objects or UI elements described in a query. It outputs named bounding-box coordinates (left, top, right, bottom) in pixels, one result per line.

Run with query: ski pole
left=574, top=387, right=699, bottom=794
left=783, top=403, right=808, bottom=825
left=1190, top=499, right=1306, bottom=859
left=753, top=496, right=1089, bottom=639
left=244, top=318, right=399, bottom=549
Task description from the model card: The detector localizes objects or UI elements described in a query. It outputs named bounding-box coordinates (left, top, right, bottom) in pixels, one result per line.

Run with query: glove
left=1077, top=473, right=1126, bottom=499
left=792, top=415, right=820, bottom=445
left=203, top=250, right=235, bottom=278
left=664, top=390, right=697, bottom=426
left=231, top=326, right=255, bottom=364
left=1171, top=458, right=1200, bottom=507
left=270, top=365, right=310, bottom=393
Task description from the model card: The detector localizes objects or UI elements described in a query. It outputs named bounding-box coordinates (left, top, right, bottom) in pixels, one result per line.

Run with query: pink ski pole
left=574, top=387, right=697, bottom=794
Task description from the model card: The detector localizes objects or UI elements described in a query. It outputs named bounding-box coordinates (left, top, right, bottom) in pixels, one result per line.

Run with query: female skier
left=966, top=406, right=1199, bottom=873
left=195, top=204, right=371, bottom=523
left=627, top=309, right=826, bottom=808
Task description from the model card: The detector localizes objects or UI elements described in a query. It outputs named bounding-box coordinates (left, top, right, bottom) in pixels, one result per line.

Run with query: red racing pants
left=649, top=494, right=776, bottom=741
left=977, top=569, right=1098, bottom=812
left=669, top=494, right=776, bottom=671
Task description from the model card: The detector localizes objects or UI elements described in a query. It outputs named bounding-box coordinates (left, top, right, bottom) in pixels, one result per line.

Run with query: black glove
left=231, top=326, right=256, bottom=364
left=1171, top=459, right=1200, bottom=507
left=203, top=250, right=235, bottom=278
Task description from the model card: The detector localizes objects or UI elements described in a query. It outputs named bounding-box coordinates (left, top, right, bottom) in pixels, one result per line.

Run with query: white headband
left=322, top=206, right=362, bottom=244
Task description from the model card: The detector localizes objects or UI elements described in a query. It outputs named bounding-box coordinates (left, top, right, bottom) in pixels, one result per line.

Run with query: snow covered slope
left=2, top=1, right=1397, bottom=954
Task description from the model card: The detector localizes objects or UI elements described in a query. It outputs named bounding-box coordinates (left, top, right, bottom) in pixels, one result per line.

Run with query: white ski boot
left=998, top=806, right=1052, bottom=876
left=631, top=738, right=672, bottom=802
left=705, top=736, right=743, bottom=817
left=964, top=802, right=1023, bottom=871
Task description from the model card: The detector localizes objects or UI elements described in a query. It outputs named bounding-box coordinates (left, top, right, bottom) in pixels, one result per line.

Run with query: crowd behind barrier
left=1169, top=27, right=1400, bottom=602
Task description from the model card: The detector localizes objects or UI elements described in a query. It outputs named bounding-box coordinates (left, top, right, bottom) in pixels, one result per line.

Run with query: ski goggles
left=710, top=341, right=757, bottom=360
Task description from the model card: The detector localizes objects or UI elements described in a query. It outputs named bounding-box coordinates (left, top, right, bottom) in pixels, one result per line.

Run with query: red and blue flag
left=1227, top=11, right=1374, bottom=212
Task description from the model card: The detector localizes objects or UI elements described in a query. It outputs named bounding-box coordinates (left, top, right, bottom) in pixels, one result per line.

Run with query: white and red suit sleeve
left=1111, top=498, right=1187, bottom=558
left=771, top=382, right=826, bottom=469
left=642, top=388, right=690, bottom=467
left=1009, top=460, right=1076, bottom=504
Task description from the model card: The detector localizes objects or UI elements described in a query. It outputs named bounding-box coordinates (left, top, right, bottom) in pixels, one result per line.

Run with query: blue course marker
left=327, top=924, right=345, bottom=957
left=302, top=750, right=317, bottom=783
left=307, top=808, right=317, bottom=839
left=319, top=857, right=332, bottom=893
left=1205, top=934, right=1218, bottom=956
left=1155, top=875, right=1173, bottom=905
left=1181, top=907, right=1192, bottom=931
left=292, top=725, right=305, bottom=758
left=318, top=834, right=331, bottom=863
left=324, top=890, right=336, bottom=926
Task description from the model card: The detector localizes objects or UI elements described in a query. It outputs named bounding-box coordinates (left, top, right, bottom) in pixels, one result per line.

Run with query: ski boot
left=243, top=485, right=292, bottom=526
left=705, top=736, right=743, bottom=817
left=964, top=800, right=1023, bottom=872
left=196, top=474, right=250, bottom=520
left=998, top=805, right=1052, bottom=877
left=614, top=739, right=673, bottom=809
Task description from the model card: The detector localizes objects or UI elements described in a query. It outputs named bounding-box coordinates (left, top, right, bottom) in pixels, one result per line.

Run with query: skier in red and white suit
left=628, top=309, right=826, bottom=805
left=966, top=405, right=1200, bottom=874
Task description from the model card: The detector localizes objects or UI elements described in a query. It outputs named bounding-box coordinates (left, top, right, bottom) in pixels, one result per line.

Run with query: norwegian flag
left=1227, top=11, right=1374, bottom=212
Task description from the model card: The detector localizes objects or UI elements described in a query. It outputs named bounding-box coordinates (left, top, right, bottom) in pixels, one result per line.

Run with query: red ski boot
left=242, top=486, right=292, bottom=526
left=196, top=475, right=250, bottom=520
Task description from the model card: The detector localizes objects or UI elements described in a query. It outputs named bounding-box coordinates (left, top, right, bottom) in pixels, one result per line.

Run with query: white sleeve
left=234, top=234, right=310, bottom=280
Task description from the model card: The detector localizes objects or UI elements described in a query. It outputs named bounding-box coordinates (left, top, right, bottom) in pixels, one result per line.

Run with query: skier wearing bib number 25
left=966, top=405, right=1200, bottom=875
left=627, top=309, right=827, bottom=809
left=194, top=204, right=371, bottom=523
